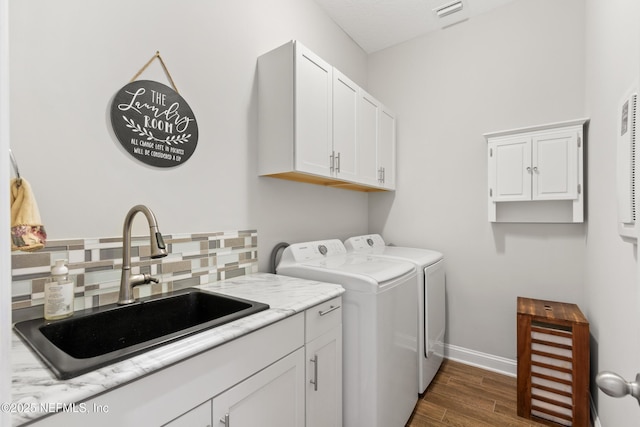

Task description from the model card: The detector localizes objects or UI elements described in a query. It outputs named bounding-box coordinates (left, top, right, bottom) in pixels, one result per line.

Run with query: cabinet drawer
left=305, top=297, right=342, bottom=343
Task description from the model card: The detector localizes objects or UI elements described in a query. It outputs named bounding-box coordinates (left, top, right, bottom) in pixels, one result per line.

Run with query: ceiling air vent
left=434, top=0, right=464, bottom=18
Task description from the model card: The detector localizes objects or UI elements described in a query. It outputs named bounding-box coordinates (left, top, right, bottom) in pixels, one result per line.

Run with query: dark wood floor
left=407, top=359, right=561, bottom=427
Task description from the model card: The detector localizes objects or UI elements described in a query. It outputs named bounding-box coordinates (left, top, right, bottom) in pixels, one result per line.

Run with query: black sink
left=14, top=288, right=269, bottom=379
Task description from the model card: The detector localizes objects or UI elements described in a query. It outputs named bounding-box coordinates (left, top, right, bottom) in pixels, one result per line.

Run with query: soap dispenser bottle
left=44, top=259, right=74, bottom=320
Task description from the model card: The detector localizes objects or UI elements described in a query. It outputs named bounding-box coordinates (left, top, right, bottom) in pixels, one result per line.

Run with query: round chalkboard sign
left=110, top=80, right=198, bottom=167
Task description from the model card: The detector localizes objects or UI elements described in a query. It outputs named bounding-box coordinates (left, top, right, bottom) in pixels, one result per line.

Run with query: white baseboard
left=444, top=343, right=517, bottom=377
left=590, top=395, right=602, bottom=427
left=443, top=343, right=601, bottom=427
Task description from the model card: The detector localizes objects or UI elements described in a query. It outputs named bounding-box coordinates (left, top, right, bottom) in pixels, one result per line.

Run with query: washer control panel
left=285, top=239, right=346, bottom=261
left=344, top=234, right=386, bottom=251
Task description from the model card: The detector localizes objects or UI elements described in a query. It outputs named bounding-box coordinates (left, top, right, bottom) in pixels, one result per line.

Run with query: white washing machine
left=277, top=239, right=418, bottom=427
left=344, top=234, right=445, bottom=393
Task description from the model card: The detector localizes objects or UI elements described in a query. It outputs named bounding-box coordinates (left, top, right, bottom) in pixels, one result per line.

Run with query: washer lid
left=372, top=246, right=443, bottom=266
left=344, top=235, right=443, bottom=266
left=299, top=253, right=415, bottom=283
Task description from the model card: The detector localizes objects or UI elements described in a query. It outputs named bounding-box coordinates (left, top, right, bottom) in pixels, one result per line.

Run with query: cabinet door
left=492, top=136, right=532, bottom=201
left=306, top=328, right=343, bottom=427
left=358, top=90, right=380, bottom=187
left=378, top=106, right=396, bottom=190
left=211, top=348, right=305, bottom=427
left=532, top=130, right=578, bottom=200
left=333, top=69, right=358, bottom=182
left=294, top=44, right=333, bottom=177
left=163, top=401, right=211, bottom=427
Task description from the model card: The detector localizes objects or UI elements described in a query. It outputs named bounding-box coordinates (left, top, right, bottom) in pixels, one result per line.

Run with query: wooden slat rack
left=517, top=297, right=590, bottom=426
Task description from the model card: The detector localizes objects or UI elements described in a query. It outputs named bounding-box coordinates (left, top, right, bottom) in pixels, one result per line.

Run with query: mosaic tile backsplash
left=11, top=230, right=258, bottom=312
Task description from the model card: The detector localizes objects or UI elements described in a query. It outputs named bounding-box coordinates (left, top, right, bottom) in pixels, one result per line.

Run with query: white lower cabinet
left=305, top=297, right=343, bottom=427
left=164, top=401, right=212, bottom=427
left=211, top=348, right=305, bottom=427
left=32, top=299, right=342, bottom=427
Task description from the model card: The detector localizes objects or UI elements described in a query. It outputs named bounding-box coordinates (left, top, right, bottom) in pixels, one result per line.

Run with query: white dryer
left=344, top=234, right=445, bottom=393
left=277, top=239, right=418, bottom=427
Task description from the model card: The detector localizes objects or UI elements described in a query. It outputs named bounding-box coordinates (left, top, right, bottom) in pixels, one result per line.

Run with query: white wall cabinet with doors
left=32, top=296, right=343, bottom=427
left=357, top=91, right=396, bottom=190
left=484, top=118, right=588, bottom=223
left=258, top=40, right=396, bottom=192
left=377, top=104, right=396, bottom=190
left=332, top=69, right=359, bottom=184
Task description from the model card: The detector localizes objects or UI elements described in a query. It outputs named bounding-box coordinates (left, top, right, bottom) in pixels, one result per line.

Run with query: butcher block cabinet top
left=517, top=297, right=589, bottom=325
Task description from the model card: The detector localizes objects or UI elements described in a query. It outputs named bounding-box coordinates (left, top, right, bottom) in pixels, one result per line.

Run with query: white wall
left=13, top=0, right=640, bottom=424
left=367, top=0, right=587, bottom=364
left=8, top=0, right=370, bottom=273
left=584, top=0, right=640, bottom=425
left=368, top=0, right=640, bottom=423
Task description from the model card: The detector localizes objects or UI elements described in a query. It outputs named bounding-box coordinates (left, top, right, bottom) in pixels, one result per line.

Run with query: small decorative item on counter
left=44, top=259, right=74, bottom=320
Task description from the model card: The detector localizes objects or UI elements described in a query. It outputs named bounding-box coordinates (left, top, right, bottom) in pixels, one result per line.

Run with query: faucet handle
left=128, top=273, right=161, bottom=288
left=143, top=274, right=160, bottom=284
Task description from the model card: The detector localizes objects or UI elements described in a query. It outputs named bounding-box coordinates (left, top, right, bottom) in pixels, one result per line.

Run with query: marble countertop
left=11, top=273, right=344, bottom=426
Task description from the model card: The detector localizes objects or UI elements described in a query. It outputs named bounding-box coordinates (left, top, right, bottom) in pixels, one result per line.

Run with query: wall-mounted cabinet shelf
left=484, top=119, right=589, bottom=223
left=258, top=40, right=395, bottom=192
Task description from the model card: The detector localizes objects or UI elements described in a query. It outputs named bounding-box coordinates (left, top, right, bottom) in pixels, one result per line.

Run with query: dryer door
left=421, top=259, right=446, bottom=392
left=425, top=259, right=446, bottom=360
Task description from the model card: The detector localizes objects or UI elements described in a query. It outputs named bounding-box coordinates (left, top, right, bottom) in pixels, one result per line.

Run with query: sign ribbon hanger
left=129, top=51, right=179, bottom=94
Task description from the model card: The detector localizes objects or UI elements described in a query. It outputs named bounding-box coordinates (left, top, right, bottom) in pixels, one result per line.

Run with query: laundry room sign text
left=110, top=80, right=199, bottom=167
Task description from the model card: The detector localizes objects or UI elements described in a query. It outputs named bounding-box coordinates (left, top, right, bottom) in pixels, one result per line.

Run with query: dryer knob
left=366, top=238, right=374, bottom=247
left=318, top=245, right=328, bottom=255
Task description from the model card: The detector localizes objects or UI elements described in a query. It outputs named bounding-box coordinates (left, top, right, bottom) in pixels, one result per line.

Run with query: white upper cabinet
left=258, top=40, right=396, bottom=192
left=358, top=90, right=380, bottom=187
left=378, top=105, right=396, bottom=190
left=332, top=69, right=359, bottom=182
left=485, top=118, right=588, bottom=223
left=295, top=46, right=333, bottom=177
left=491, top=135, right=532, bottom=202
left=532, top=130, right=578, bottom=200
left=358, top=91, right=396, bottom=190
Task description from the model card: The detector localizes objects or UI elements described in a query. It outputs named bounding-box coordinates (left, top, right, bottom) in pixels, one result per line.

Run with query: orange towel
left=10, top=178, right=47, bottom=251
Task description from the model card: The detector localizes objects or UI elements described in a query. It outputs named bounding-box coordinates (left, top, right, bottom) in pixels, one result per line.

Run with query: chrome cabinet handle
left=596, top=371, right=640, bottom=405
left=310, top=355, right=318, bottom=391
left=220, top=413, right=230, bottom=425
left=319, top=305, right=340, bottom=316
left=329, top=151, right=335, bottom=173
left=336, top=152, right=341, bottom=173
left=533, top=166, right=538, bottom=173
left=526, top=166, right=531, bottom=172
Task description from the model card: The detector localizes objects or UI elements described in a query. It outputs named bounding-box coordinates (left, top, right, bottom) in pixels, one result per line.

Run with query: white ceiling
left=313, top=0, right=519, bottom=53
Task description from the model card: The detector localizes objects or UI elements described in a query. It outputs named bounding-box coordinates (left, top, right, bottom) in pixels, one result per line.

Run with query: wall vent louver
left=617, top=87, right=638, bottom=242
left=631, top=93, right=637, bottom=223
